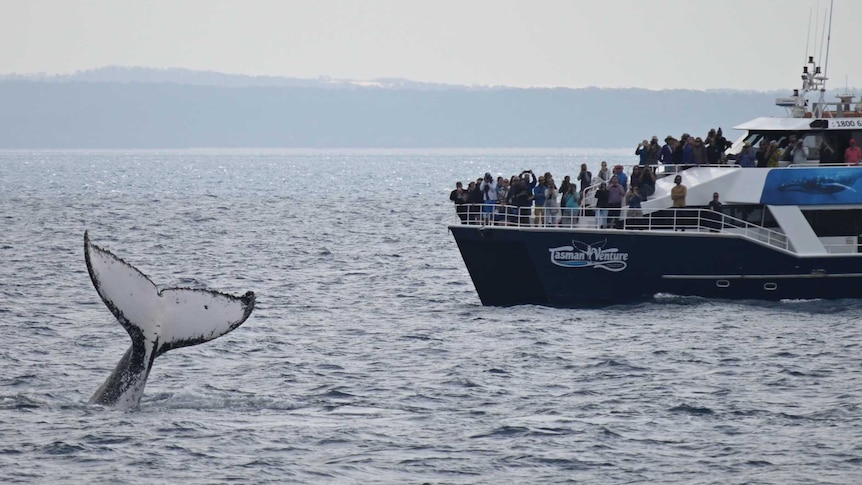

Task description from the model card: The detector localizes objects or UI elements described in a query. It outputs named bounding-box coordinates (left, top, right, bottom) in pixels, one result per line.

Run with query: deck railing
left=453, top=203, right=792, bottom=252
left=579, top=163, right=740, bottom=207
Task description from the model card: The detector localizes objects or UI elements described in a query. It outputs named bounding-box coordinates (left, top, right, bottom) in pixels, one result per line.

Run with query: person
left=544, top=186, right=561, bottom=226
left=576, top=163, right=592, bottom=197
left=533, top=175, right=548, bottom=226
left=505, top=175, right=520, bottom=224
left=705, top=128, right=717, bottom=146
left=638, top=165, right=656, bottom=200
left=511, top=176, right=532, bottom=226
left=820, top=140, right=835, bottom=164
left=659, top=136, right=675, bottom=166
left=606, top=175, right=626, bottom=228
left=466, top=180, right=484, bottom=224
left=561, top=184, right=580, bottom=227
left=707, top=128, right=728, bottom=164
left=496, top=176, right=508, bottom=201
left=558, top=175, right=571, bottom=198
left=479, top=172, right=498, bottom=224
left=737, top=142, right=756, bottom=167
left=594, top=182, right=609, bottom=229
left=790, top=140, right=809, bottom=164
left=629, top=165, right=642, bottom=193
left=671, top=174, right=688, bottom=230
left=671, top=175, right=687, bottom=208
left=672, top=134, right=687, bottom=165
left=707, top=192, right=723, bottom=232
left=613, top=165, right=628, bottom=190
left=765, top=140, right=781, bottom=168
left=495, top=177, right=509, bottom=224
left=780, top=135, right=797, bottom=162
left=682, top=136, right=694, bottom=166
left=647, top=136, right=661, bottom=166
left=845, top=139, right=861, bottom=166
left=544, top=172, right=556, bottom=192
left=636, top=140, right=650, bottom=165
left=755, top=139, right=769, bottom=167
left=708, top=192, right=723, bottom=212
left=449, top=181, right=468, bottom=222
left=597, top=161, right=610, bottom=183
left=692, top=137, right=708, bottom=165
left=625, top=185, right=642, bottom=219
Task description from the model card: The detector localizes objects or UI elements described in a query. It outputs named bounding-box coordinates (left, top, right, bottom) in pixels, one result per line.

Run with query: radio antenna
left=804, top=6, right=812, bottom=65
left=817, top=8, right=829, bottom=59
left=815, top=0, right=834, bottom=117
left=822, top=0, right=834, bottom=87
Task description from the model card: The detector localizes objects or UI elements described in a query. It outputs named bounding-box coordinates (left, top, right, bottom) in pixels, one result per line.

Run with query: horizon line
left=0, top=65, right=849, bottom=94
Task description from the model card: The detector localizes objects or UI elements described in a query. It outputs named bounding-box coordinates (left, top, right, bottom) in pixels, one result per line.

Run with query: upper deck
left=451, top=164, right=862, bottom=257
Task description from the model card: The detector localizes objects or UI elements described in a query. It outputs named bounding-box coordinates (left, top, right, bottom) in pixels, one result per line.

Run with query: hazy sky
left=2, top=0, right=861, bottom=91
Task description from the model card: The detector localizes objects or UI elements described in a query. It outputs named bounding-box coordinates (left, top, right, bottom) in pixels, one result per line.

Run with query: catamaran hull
left=450, top=225, right=862, bottom=307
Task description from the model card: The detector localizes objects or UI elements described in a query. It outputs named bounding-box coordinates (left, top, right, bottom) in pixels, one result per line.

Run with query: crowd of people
left=636, top=128, right=732, bottom=167
left=734, top=134, right=861, bottom=167
left=449, top=126, right=861, bottom=227
left=449, top=164, right=658, bottom=228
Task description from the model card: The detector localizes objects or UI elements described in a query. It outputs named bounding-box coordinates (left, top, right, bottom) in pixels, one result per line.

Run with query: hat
left=665, top=135, right=673, bottom=142
left=651, top=135, right=658, bottom=141
left=614, top=164, right=623, bottom=170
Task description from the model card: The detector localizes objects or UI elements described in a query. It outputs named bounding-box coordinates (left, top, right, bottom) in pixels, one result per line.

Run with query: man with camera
left=479, top=172, right=498, bottom=224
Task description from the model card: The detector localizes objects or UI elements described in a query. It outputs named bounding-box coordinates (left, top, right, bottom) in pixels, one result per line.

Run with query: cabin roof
left=733, top=117, right=818, bottom=131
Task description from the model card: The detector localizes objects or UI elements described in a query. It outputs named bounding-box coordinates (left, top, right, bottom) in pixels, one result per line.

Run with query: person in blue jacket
left=532, top=175, right=548, bottom=226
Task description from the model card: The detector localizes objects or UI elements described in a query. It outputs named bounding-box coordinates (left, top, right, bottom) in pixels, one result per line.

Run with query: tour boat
left=449, top=53, right=862, bottom=307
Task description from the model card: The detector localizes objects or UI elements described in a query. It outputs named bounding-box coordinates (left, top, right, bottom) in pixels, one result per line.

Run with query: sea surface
left=1, top=149, right=861, bottom=484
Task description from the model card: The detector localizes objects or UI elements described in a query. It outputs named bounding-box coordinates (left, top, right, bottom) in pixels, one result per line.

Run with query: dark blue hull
left=450, top=225, right=862, bottom=307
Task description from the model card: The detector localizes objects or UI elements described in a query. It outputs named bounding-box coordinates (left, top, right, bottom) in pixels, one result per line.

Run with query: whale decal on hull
left=84, top=231, right=255, bottom=410
left=761, top=168, right=862, bottom=205
left=777, top=176, right=857, bottom=195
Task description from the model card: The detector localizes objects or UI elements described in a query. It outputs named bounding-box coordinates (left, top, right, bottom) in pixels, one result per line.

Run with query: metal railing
left=579, top=163, right=740, bottom=207
left=452, top=203, right=792, bottom=252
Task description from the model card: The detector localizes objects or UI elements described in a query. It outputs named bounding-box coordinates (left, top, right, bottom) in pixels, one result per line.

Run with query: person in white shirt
left=790, top=140, right=809, bottom=165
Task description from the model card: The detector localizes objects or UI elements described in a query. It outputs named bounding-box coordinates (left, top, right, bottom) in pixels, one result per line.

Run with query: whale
left=84, top=231, right=255, bottom=410
left=777, top=175, right=859, bottom=195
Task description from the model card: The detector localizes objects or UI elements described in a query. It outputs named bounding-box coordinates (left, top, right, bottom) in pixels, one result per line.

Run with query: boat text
left=548, top=240, right=629, bottom=272
left=828, top=119, right=861, bottom=129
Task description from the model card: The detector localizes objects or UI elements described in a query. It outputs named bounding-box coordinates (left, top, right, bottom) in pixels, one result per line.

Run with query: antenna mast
left=815, top=0, right=834, bottom=117
left=804, top=6, right=812, bottom=65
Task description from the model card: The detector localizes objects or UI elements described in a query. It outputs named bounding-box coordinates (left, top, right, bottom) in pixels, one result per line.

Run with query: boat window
left=803, top=209, right=862, bottom=237
left=819, top=130, right=862, bottom=163
left=816, top=132, right=844, bottom=163
left=801, top=134, right=821, bottom=160
left=763, top=132, right=828, bottom=161
left=744, top=133, right=765, bottom=147
left=739, top=130, right=858, bottom=162
left=725, top=205, right=779, bottom=228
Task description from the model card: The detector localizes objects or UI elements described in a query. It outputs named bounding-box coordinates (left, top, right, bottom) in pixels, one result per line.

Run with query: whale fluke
left=84, top=231, right=255, bottom=410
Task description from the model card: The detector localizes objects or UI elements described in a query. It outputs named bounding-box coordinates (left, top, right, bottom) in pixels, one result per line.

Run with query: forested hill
left=0, top=67, right=808, bottom=149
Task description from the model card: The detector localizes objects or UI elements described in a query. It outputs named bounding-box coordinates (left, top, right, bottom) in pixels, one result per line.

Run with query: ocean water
left=1, top=149, right=861, bottom=484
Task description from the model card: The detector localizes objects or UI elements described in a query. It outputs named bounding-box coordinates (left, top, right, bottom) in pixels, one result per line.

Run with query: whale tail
left=84, top=231, right=255, bottom=409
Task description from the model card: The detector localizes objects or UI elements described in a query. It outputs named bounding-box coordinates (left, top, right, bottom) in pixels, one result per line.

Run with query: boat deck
left=452, top=204, right=861, bottom=256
